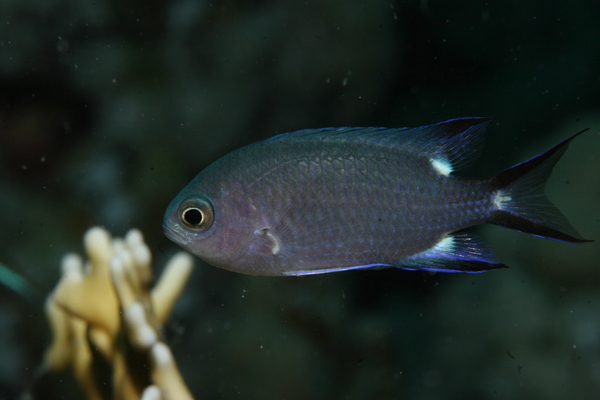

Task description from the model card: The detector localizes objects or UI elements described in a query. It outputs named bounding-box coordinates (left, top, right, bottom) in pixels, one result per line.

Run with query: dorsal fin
left=409, top=117, right=494, bottom=172
left=268, top=117, right=494, bottom=173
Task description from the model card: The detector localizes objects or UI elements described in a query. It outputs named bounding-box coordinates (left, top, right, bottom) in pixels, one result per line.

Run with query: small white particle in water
left=342, top=77, right=349, bottom=86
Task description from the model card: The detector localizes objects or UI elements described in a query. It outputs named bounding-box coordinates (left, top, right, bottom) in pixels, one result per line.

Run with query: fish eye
left=178, top=198, right=214, bottom=230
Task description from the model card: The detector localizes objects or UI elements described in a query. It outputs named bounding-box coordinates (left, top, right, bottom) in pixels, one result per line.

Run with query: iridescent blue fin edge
left=282, top=263, right=390, bottom=276
left=283, top=232, right=506, bottom=276
left=398, top=232, right=507, bottom=273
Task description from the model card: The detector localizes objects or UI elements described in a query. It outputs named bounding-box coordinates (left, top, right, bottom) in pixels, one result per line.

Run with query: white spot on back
left=430, top=157, right=452, bottom=176
left=493, top=190, right=512, bottom=210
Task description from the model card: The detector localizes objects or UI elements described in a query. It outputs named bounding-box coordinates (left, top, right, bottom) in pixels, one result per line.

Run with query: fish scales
left=247, top=144, right=481, bottom=252
left=163, top=118, right=591, bottom=276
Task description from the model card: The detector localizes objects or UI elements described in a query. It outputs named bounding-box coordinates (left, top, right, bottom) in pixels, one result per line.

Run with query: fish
left=163, top=117, right=591, bottom=276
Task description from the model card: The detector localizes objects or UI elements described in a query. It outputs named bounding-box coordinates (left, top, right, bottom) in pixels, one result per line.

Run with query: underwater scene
left=1, top=1, right=600, bottom=399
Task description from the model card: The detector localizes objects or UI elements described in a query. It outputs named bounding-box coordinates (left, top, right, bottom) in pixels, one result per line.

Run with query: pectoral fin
left=248, top=228, right=281, bottom=255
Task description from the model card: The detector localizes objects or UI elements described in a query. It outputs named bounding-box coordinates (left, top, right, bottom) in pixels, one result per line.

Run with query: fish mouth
left=162, top=220, right=190, bottom=247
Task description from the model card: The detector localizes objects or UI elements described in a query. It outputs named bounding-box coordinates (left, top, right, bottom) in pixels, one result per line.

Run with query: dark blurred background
left=1, top=0, right=599, bottom=399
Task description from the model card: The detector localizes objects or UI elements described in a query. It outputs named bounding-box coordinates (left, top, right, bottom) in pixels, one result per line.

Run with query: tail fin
left=491, top=128, right=592, bottom=244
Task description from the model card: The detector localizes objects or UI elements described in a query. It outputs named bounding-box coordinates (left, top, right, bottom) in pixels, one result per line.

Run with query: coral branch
left=43, top=226, right=195, bottom=399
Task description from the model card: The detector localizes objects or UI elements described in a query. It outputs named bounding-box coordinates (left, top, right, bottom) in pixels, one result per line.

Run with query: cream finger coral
left=43, top=226, right=194, bottom=400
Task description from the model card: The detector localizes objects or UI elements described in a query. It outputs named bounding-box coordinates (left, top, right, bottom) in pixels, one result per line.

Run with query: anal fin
left=399, top=232, right=507, bottom=273
left=283, top=263, right=390, bottom=276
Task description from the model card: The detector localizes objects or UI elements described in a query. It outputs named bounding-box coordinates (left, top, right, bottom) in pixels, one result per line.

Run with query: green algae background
left=1, top=0, right=599, bottom=399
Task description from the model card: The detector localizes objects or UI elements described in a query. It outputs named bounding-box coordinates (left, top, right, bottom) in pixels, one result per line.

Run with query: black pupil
left=183, top=208, right=203, bottom=226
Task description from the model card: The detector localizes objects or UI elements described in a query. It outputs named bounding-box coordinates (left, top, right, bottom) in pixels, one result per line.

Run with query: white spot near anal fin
left=405, top=235, right=455, bottom=261
left=432, top=235, right=455, bottom=255
left=493, top=190, right=512, bottom=210
left=430, top=157, right=452, bottom=176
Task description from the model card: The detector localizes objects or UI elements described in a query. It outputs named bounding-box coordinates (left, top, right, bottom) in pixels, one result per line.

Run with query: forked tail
left=490, top=128, right=592, bottom=244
